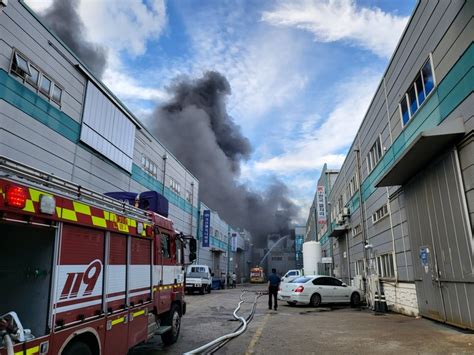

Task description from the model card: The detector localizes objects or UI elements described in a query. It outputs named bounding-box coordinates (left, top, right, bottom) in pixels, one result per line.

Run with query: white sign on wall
left=316, top=186, right=327, bottom=225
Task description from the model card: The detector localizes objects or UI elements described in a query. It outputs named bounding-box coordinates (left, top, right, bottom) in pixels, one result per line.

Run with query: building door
left=405, top=149, right=474, bottom=329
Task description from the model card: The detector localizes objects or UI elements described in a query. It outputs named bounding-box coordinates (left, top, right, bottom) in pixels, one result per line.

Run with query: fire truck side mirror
left=189, top=238, right=197, bottom=253
left=189, top=252, right=196, bottom=262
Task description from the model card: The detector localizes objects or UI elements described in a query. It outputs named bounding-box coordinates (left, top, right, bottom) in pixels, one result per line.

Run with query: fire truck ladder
left=0, top=155, right=152, bottom=223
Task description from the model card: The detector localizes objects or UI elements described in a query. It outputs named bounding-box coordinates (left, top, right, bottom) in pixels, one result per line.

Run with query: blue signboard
left=202, top=210, right=211, bottom=247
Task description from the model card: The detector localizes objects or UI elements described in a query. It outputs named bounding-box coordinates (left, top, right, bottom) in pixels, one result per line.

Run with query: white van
left=186, top=265, right=212, bottom=294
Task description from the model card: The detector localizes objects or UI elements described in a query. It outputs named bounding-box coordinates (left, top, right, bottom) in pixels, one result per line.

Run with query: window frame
left=376, top=253, right=395, bottom=279
left=399, top=54, right=436, bottom=129
left=160, top=233, right=171, bottom=259
left=372, top=203, right=389, bottom=224
left=9, top=49, right=63, bottom=107
left=367, top=135, right=383, bottom=173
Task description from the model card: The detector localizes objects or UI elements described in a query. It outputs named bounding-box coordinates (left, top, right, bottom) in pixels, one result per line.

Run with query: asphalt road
left=130, top=284, right=474, bottom=354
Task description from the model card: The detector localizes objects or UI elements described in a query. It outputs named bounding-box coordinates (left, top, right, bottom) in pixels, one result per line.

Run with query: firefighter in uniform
left=268, top=268, right=281, bottom=311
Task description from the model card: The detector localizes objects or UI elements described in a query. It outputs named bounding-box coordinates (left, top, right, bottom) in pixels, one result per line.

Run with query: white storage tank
left=303, top=241, right=322, bottom=275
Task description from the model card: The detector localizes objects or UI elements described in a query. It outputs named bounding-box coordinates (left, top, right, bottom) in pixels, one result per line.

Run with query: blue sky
left=28, top=0, right=416, bottom=222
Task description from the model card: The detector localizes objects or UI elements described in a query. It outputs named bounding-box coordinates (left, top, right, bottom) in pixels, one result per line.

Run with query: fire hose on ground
left=183, top=290, right=266, bottom=355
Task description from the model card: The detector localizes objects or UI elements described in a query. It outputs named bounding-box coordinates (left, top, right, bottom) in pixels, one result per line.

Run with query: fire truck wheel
left=161, top=305, right=181, bottom=345
left=63, top=341, right=92, bottom=355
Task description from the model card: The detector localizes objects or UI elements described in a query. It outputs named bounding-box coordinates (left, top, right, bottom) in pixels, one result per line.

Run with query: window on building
left=185, top=189, right=192, bottom=203
left=355, top=260, right=364, bottom=276
left=142, top=155, right=158, bottom=178
left=10, top=51, right=63, bottom=107
left=372, top=203, right=389, bottom=224
left=376, top=253, right=395, bottom=278
left=352, top=224, right=362, bottom=237
left=399, top=56, right=435, bottom=127
left=367, top=136, right=383, bottom=173
left=169, top=177, right=181, bottom=195
left=26, top=65, right=39, bottom=87
left=11, top=51, right=31, bottom=77
left=39, top=75, right=52, bottom=95
left=348, top=174, right=358, bottom=198
left=52, top=84, right=63, bottom=103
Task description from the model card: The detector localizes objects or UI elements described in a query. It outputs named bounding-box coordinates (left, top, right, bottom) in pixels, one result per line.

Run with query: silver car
left=278, top=275, right=362, bottom=307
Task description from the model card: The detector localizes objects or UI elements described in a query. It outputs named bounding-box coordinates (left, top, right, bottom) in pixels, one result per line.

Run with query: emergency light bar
left=5, top=185, right=27, bottom=209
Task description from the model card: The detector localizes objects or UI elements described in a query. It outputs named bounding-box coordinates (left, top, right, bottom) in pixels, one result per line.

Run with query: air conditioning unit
left=0, top=0, right=7, bottom=8
left=342, top=207, right=350, bottom=217
left=337, top=213, right=344, bottom=224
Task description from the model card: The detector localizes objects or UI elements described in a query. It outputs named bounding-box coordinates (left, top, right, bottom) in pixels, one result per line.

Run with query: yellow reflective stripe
left=92, top=216, right=107, bottom=228
left=26, top=346, right=39, bottom=355
left=62, top=209, right=77, bottom=221
left=73, top=201, right=91, bottom=215
left=133, top=310, right=145, bottom=318
left=15, top=346, right=40, bottom=355
left=23, top=199, right=35, bottom=213
left=56, top=206, right=62, bottom=217
left=111, top=316, right=125, bottom=326
left=104, top=211, right=110, bottom=220
left=29, top=188, right=46, bottom=202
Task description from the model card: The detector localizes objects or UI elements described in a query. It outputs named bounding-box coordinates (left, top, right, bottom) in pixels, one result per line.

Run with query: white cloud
left=78, top=0, right=166, bottom=57
left=150, top=3, right=310, bottom=126
left=102, top=59, right=169, bottom=102
left=262, top=0, right=409, bottom=58
left=254, top=69, right=381, bottom=173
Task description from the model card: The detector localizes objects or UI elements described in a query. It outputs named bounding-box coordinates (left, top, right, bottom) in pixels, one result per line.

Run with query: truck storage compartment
left=0, top=222, right=55, bottom=338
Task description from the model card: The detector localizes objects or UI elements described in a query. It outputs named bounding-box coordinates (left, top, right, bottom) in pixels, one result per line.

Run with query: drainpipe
left=354, top=147, right=369, bottom=297
left=386, top=187, right=399, bottom=283
left=162, top=153, right=168, bottom=195
left=327, top=201, right=333, bottom=277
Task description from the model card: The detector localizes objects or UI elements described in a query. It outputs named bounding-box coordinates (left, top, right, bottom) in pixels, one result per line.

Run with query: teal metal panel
left=0, top=69, right=80, bottom=142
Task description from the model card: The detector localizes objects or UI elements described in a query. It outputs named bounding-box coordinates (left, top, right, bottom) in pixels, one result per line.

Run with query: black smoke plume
left=151, top=71, right=297, bottom=246
left=40, top=0, right=107, bottom=78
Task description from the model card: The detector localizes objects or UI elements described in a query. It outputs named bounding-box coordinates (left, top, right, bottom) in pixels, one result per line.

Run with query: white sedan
left=278, top=275, right=362, bottom=307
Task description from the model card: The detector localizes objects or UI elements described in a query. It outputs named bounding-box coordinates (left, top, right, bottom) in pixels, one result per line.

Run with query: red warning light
left=6, top=185, right=28, bottom=209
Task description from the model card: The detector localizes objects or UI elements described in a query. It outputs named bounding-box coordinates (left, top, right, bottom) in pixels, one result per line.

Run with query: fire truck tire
left=62, top=341, right=92, bottom=355
left=161, top=305, right=181, bottom=345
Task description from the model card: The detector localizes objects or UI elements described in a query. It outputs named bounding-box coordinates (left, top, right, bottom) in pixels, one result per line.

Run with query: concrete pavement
left=130, top=284, right=474, bottom=354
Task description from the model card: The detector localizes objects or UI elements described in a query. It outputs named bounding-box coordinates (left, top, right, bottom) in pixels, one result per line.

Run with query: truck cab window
left=176, top=239, right=182, bottom=264
left=161, top=234, right=170, bottom=258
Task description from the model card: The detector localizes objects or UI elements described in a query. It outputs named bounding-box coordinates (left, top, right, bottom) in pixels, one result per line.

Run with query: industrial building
left=0, top=2, right=200, bottom=235
left=307, top=0, right=473, bottom=330
left=196, top=202, right=245, bottom=285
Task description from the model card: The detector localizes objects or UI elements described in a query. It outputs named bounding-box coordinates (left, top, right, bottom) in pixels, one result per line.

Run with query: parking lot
left=131, top=284, right=474, bottom=354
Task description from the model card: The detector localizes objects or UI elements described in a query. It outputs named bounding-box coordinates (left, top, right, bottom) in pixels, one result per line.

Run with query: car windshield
left=187, top=272, right=208, bottom=278
left=291, top=277, right=312, bottom=283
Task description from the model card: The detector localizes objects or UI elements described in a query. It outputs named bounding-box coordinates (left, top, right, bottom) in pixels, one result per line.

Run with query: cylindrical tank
left=303, top=241, right=322, bottom=275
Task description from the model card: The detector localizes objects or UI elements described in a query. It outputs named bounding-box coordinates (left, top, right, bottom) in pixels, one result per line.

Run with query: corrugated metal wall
left=405, top=148, right=474, bottom=329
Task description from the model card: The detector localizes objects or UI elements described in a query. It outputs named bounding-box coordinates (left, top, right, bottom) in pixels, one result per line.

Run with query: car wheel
left=310, top=293, right=321, bottom=307
left=287, top=301, right=296, bottom=306
left=161, top=305, right=181, bottom=345
left=351, top=292, right=361, bottom=307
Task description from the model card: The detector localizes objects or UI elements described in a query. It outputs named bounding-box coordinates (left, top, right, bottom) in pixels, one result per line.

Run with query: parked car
left=281, top=269, right=303, bottom=283
left=186, top=265, right=212, bottom=294
left=278, top=275, right=362, bottom=307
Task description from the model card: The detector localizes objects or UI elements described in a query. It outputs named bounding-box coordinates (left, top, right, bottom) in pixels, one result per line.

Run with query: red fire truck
left=0, top=156, right=196, bottom=355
